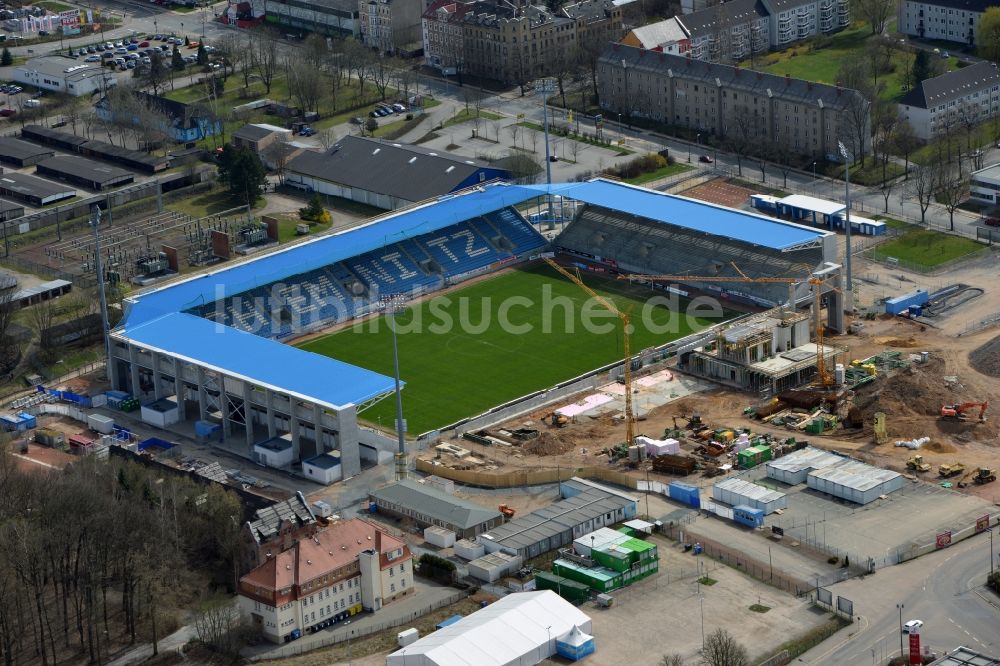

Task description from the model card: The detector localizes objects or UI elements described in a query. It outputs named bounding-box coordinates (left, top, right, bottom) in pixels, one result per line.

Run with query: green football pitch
left=297, top=264, right=731, bottom=434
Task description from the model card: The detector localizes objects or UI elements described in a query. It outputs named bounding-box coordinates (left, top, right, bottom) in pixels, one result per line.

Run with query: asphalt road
left=800, top=528, right=1000, bottom=665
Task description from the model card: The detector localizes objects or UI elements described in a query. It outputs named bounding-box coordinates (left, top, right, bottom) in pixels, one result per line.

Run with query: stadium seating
left=189, top=206, right=547, bottom=338
left=555, top=205, right=821, bottom=306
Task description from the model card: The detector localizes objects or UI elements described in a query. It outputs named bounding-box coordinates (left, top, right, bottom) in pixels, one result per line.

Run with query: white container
left=424, top=526, right=456, bottom=548
left=87, top=413, right=114, bottom=435
left=835, top=364, right=846, bottom=385
left=454, top=539, right=485, bottom=560
left=312, top=500, right=333, bottom=518
left=397, top=628, right=419, bottom=647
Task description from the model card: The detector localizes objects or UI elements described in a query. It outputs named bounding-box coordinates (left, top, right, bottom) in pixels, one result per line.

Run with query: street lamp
left=539, top=77, right=555, bottom=227
left=896, top=603, right=904, bottom=659
left=621, top=59, right=629, bottom=130
left=838, top=140, right=854, bottom=313
left=379, top=294, right=408, bottom=481
left=812, top=160, right=817, bottom=180
left=91, top=206, right=111, bottom=381
left=990, top=527, right=995, bottom=575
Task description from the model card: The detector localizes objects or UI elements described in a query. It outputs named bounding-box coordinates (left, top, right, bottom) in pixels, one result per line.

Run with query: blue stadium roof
left=123, top=182, right=542, bottom=327
left=120, top=313, right=397, bottom=409
left=529, top=180, right=827, bottom=251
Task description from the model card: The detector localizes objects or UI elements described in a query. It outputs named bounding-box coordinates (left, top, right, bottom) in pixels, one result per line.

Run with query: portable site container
left=34, top=428, right=65, bottom=447
left=87, top=413, right=114, bottom=435
left=884, top=290, right=929, bottom=316
left=806, top=458, right=903, bottom=505
left=733, top=505, right=765, bottom=528
left=0, top=413, right=26, bottom=432
left=141, top=396, right=180, bottom=428
left=712, top=477, right=787, bottom=514
left=424, top=526, right=457, bottom=548
left=454, top=539, right=485, bottom=561
left=534, top=571, right=591, bottom=603
left=737, top=444, right=772, bottom=469
left=17, top=412, right=36, bottom=429
left=554, top=559, right=621, bottom=593
left=68, top=433, right=95, bottom=453
left=668, top=481, right=701, bottom=508
left=397, top=628, right=419, bottom=648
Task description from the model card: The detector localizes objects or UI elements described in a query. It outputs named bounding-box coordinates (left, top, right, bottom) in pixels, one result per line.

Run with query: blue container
left=693, top=543, right=703, bottom=555
left=733, top=505, right=765, bottom=528
left=668, top=481, right=701, bottom=508
left=368, top=501, right=377, bottom=513
left=908, top=304, right=922, bottom=317
left=885, top=290, right=929, bottom=315
left=17, top=412, right=37, bottom=429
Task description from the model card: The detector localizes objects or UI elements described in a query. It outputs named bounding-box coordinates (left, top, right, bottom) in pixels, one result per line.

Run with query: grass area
left=298, top=264, right=730, bottom=434
left=518, top=121, right=633, bottom=156
left=171, top=5, right=198, bottom=12
left=763, top=612, right=850, bottom=662
left=33, top=0, right=73, bottom=10
left=274, top=216, right=333, bottom=243
left=872, top=215, right=914, bottom=230
left=697, top=576, right=717, bottom=586
left=625, top=162, right=693, bottom=185
left=370, top=113, right=427, bottom=140
left=748, top=22, right=961, bottom=103
left=871, top=228, right=985, bottom=268
left=166, top=187, right=263, bottom=219
left=820, top=159, right=905, bottom=187
left=749, top=604, right=771, bottom=613
left=442, top=108, right=503, bottom=128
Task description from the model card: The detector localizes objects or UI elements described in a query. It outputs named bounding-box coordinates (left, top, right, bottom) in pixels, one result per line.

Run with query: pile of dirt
left=924, top=441, right=956, bottom=453
left=969, top=334, right=1000, bottom=379
left=522, top=432, right=575, bottom=456
left=875, top=336, right=921, bottom=348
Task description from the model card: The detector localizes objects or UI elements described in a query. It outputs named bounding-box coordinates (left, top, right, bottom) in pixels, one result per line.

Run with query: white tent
left=386, top=590, right=594, bottom=666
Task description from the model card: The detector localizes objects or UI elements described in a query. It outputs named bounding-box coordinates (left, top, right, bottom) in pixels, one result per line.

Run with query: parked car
left=126, top=53, right=140, bottom=60
left=38, top=30, right=49, bottom=36
left=351, top=116, right=364, bottom=125
left=84, top=54, right=101, bottom=62
left=941, top=50, right=950, bottom=58
left=23, top=98, right=39, bottom=108
left=187, top=41, right=199, bottom=49
left=8, top=86, right=21, bottom=94
left=126, top=43, right=138, bottom=51
left=115, top=48, right=127, bottom=55
left=114, top=40, right=123, bottom=47
left=699, top=155, right=714, bottom=163
left=139, top=40, right=149, bottom=47
left=0, top=109, right=16, bottom=117
left=299, top=126, right=315, bottom=136
left=126, top=60, right=136, bottom=69
left=391, top=103, right=406, bottom=112
left=129, top=36, right=139, bottom=43
left=902, top=620, right=923, bottom=634
left=985, top=217, right=1000, bottom=227
left=87, top=45, right=96, bottom=53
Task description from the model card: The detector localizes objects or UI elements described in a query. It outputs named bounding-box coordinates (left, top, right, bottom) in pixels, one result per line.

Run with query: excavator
left=498, top=504, right=516, bottom=519
left=940, top=401, right=988, bottom=422
left=958, top=468, right=997, bottom=487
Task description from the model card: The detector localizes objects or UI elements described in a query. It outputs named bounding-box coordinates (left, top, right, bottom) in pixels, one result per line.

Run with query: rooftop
left=904, top=0, right=991, bottom=11
left=625, top=17, right=688, bottom=48
left=929, top=646, right=1000, bottom=665
left=17, top=56, right=114, bottom=80
left=255, top=435, right=293, bottom=453
left=37, top=155, right=133, bottom=182
left=544, top=179, right=829, bottom=251
left=972, top=163, right=1000, bottom=182
left=370, top=478, right=503, bottom=529
left=287, top=135, right=503, bottom=203
left=0, top=172, right=75, bottom=199
left=808, top=458, right=902, bottom=492
left=678, top=0, right=767, bottom=36
left=604, top=45, right=866, bottom=114
left=303, top=451, right=341, bottom=469
left=713, top=477, right=787, bottom=504
left=241, top=518, right=410, bottom=591
left=899, top=61, right=1000, bottom=110
left=233, top=123, right=290, bottom=142
left=766, top=446, right=845, bottom=474
left=245, top=492, right=316, bottom=545
left=778, top=194, right=847, bottom=217
left=0, top=136, right=54, bottom=162
left=387, top=590, right=592, bottom=665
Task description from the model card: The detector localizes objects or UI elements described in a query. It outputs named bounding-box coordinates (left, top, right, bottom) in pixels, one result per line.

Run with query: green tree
left=184, top=35, right=190, bottom=46
left=299, top=194, right=324, bottom=221
left=0, top=48, right=12, bottom=67
left=217, top=144, right=267, bottom=203
left=171, top=44, right=185, bottom=71
left=197, top=42, right=208, bottom=66
left=911, top=49, right=939, bottom=88
left=978, top=7, right=1000, bottom=62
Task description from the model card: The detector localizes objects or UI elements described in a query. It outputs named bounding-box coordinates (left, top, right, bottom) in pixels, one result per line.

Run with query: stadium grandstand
left=109, top=179, right=839, bottom=474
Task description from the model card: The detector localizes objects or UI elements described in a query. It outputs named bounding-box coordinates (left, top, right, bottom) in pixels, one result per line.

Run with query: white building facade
left=897, top=0, right=988, bottom=46
left=970, top=164, right=1000, bottom=206
left=898, top=61, right=1000, bottom=140
left=14, top=58, right=116, bottom=96
left=238, top=518, right=413, bottom=643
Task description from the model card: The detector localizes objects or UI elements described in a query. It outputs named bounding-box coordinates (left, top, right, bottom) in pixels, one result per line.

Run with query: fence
left=959, top=312, right=1000, bottom=336
left=245, top=591, right=468, bottom=661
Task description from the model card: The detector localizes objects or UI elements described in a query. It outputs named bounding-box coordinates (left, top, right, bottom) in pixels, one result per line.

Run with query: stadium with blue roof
left=109, top=178, right=835, bottom=477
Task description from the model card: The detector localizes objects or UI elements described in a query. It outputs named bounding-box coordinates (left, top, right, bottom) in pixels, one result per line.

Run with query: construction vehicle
left=549, top=413, right=569, bottom=428
left=938, top=462, right=966, bottom=478
left=498, top=504, right=516, bottom=519
left=940, top=401, right=988, bottom=422
left=906, top=455, right=931, bottom=472
left=620, top=263, right=841, bottom=388
left=959, top=468, right=997, bottom=487
left=545, top=257, right=635, bottom=447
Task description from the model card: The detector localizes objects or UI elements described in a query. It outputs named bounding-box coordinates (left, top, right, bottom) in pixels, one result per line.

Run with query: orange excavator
left=498, top=504, right=516, bottom=519
left=940, top=401, right=988, bottom=422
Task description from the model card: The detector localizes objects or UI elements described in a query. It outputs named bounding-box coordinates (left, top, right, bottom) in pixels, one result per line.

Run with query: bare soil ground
left=681, top=177, right=764, bottom=209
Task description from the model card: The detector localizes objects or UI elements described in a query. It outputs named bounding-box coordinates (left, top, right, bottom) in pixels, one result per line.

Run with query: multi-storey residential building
left=253, top=0, right=359, bottom=36
left=238, top=518, right=413, bottom=643
left=422, top=0, right=622, bottom=82
left=359, top=0, right=424, bottom=53
left=898, top=61, right=1000, bottom=140
left=672, top=0, right=848, bottom=63
left=598, top=45, right=870, bottom=160
left=422, top=0, right=476, bottom=74
left=898, top=0, right=988, bottom=46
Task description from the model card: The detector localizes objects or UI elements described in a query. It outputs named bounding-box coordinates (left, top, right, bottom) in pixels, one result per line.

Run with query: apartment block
left=898, top=0, right=989, bottom=46
left=422, top=0, right=622, bottom=83
left=359, top=0, right=424, bottom=53
left=898, top=61, right=1000, bottom=140
left=598, top=45, right=870, bottom=160
left=238, top=518, right=413, bottom=643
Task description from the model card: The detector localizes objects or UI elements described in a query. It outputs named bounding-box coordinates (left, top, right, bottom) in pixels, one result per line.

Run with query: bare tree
left=217, top=33, right=244, bottom=82
left=908, top=164, right=938, bottom=225
left=936, top=164, right=969, bottom=231
left=725, top=106, right=757, bottom=177
left=317, top=127, right=339, bottom=151
left=263, top=140, right=296, bottom=184
left=893, top=121, right=919, bottom=179
left=370, top=55, right=394, bottom=101
left=250, top=29, right=279, bottom=94
left=856, top=0, right=894, bottom=34
left=287, top=58, right=323, bottom=112
left=660, top=657, right=685, bottom=666
left=302, top=33, right=328, bottom=69
left=507, top=123, right=520, bottom=150
left=342, top=38, right=373, bottom=101
left=700, top=628, right=749, bottom=666
left=193, top=596, right=242, bottom=655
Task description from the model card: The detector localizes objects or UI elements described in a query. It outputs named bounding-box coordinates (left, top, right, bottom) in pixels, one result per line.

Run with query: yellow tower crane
left=618, top=263, right=840, bottom=387
left=543, top=257, right=636, bottom=446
